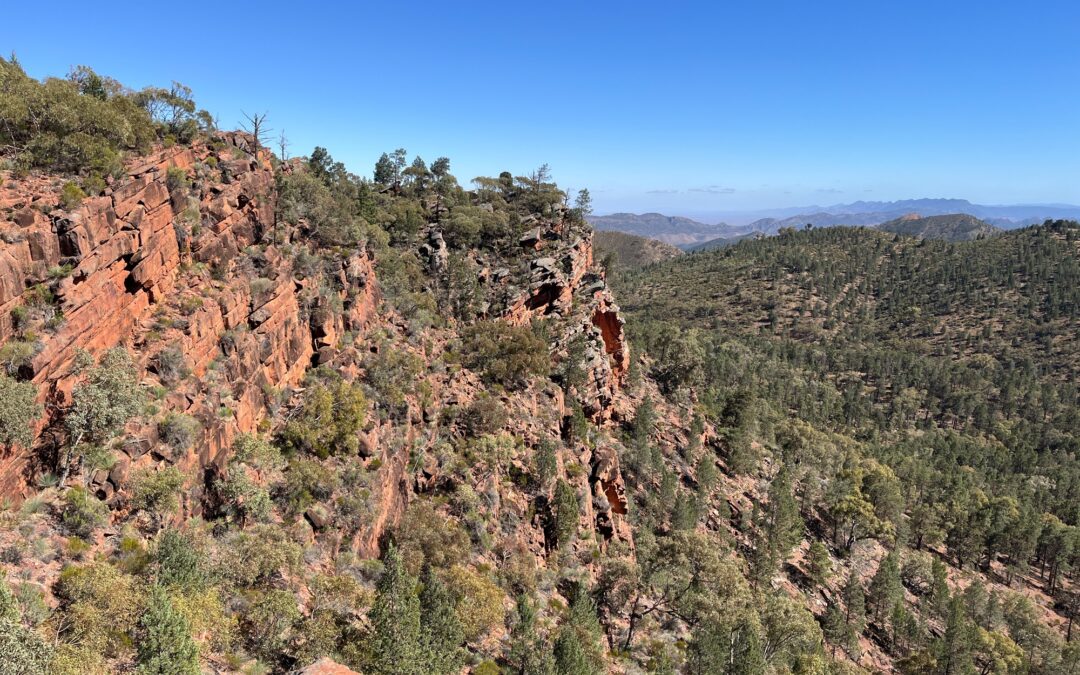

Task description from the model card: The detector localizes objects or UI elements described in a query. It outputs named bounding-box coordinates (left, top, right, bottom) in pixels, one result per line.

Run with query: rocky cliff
left=0, top=134, right=632, bottom=554
left=0, top=134, right=378, bottom=502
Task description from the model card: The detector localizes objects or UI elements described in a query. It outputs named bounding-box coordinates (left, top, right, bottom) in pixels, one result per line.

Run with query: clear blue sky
left=3, top=1, right=1078, bottom=219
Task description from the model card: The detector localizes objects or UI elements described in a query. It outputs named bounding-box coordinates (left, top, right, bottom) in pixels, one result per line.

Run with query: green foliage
left=64, top=348, right=142, bottom=477
left=60, top=181, right=86, bottom=209
left=274, top=457, right=337, bottom=516
left=419, top=565, right=464, bottom=675
left=158, top=413, right=200, bottom=455
left=508, top=593, right=556, bottom=675
left=129, top=466, right=184, bottom=519
left=281, top=378, right=367, bottom=458
left=55, top=561, right=143, bottom=657
left=0, top=59, right=157, bottom=174
left=155, top=529, right=207, bottom=592
left=868, top=551, right=904, bottom=625
left=0, top=372, right=41, bottom=449
left=241, top=588, right=300, bottom=662
left=458, top=393, right=508, bottom=436
left=0, top=616, right=53, bottom=674
left=805, top=540, right=832, bottom=588
left=214, top=466, right=271, bottom=526
left=394, top=501, right=470, bottom=574
left=362, top=348, right=421, bottom=419
left=460, top=320, right=551, bottom=390
left=60, top=486, right=108, bottom=538
left=136, top=585, right=199, bottom=674
left=230, top=433, right=281, bottom=470
left=368, top=544, right=422, bottom=675
left=215, top=524, right=301, bottom=589
left=552, top=479, right=579, bottom=549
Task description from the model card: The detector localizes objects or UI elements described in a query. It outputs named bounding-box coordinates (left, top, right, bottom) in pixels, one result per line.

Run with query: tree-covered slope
left=612, top=222, right=1080, bottom=672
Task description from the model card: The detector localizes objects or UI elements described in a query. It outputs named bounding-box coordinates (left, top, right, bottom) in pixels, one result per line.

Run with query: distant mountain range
left=587, top=199, right=1080, bottom=247
left=593, top=230, right=682, bottom=269
left=877, top=213, right=999, bottom=242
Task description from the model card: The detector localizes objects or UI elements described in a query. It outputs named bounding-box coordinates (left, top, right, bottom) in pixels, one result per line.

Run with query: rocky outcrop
left=0, top=134, right=378, bottom=500
left=501, top=223, right=630, bottom=421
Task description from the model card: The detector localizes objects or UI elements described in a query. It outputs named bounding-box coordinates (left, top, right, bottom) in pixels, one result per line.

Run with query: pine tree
left=565, top=583, right=604, bottom=671
left=136, top=585, right=199, bottom=675
left=419, top=565, right=464, bottom=675
left=843, top=570, right=867, bottom=638
left=822, top=601, right=851, bottom=658
left=509, top=594, right=555, bottom=675
left=553, top=480, right=579, bottom=549
left=370, top=544, right=422, bottom=675
left=868, top=552, right=903, bottom=625
left=806, top=540, right=833, bottom=589
left=936, top=596, right=975, bottom=675
left=930, top=556, right=951, bottom=617
left=553, top=623, right=592, bottom=675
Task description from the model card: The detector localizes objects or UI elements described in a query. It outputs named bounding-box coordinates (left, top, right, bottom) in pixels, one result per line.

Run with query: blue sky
left=3, top=1, right=1078, bottom=219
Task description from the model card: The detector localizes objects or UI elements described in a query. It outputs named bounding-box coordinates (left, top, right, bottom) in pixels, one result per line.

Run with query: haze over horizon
left=3, top=0, right=1078, bottom=215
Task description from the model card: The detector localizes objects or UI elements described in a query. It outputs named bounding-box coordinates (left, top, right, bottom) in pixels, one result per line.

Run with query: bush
left=362, top=346, right=422, bottom=418
left=152, top=347, right=189, bottom=385
left=445, top=565, right=506, bottom=642
left=136, top=584, right=199, bottom=674
left=60, top=487, right=109, bottom=538
left=231, top=433, right=280, bottom=470
left=552, top=479, right=579, bottom=548
left=155, top=529, right=207, bottom=592
left=458, top=394, right=508, bottom=436
left=55, top=561, right=143, bottom=657
left=395, top=501, right=471, bottom=574
left=214, top=467, right=271, bottom=526
left=0, top=373, right=41, bottom=449
left=158, top=414, right=200, bottom=455
left=281, top=379, right=366, bottom=458
left=59, top=182, right=85, bottom=210
left=215, top=524, right=301, bottom=588
left=460, top=321, right=551, bottom=390
left=274, top=458, right=337, bottom=516
left=0, top=617, right=53, bottom=674
left=0, top=60, right=157, bottom=175
left=65, top=348, right=143, bottom=477
left=129, top=466, right=185, bottom=518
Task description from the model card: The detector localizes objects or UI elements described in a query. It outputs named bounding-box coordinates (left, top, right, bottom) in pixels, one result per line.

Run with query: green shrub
left=0, top=373, right=41, bottom=449
left=136, top=584, right=199, bottom=674
left=460, top=321, right=551, bottom=390
left=281, top=379, right=366, bottom=458
left=155, top=529, right=207, bottom=592
left=0, top=617, right=53, bottom=674
left=458, top=394, right=508, bottom=436
left=64, top=348, right=143, bottom=478
left=129, top=466, right=184, bottom=518
left=60, top=182, right=86, bottom=210
left=153, top=347, right=189, bottom=385
left=60, top=487, right=109, bottom=538
left=158, top=414, right=200, bottom=455
left=55, top=561, right=143, bottom=657
left=274, top=458, right=337, bottom=516
left=231, top=433, right=280, bottom=470
left=214, top=467, right=271, bottom=526
left=215, top=524, right=301, bottom=588
left=362, top=346, right=422, bottom=418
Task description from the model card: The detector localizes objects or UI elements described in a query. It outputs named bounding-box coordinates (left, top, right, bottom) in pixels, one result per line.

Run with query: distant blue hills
left=587, top=199, right=1080, bottom=247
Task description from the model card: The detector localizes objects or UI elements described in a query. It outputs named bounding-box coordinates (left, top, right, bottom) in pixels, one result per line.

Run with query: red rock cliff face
left=0, top=134, right=378, bottom=501
left=502, top=230, right=630, bottom=420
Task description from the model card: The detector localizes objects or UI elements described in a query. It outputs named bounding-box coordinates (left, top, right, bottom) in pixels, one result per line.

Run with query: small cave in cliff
left=525, top=283, right=561, bottom=314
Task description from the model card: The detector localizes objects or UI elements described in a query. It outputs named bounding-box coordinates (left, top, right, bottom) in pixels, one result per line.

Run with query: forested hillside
left=2, top=57, right=1080, bottom=675
left=614, top=223, right=1080, bottom=672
